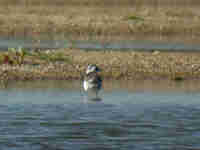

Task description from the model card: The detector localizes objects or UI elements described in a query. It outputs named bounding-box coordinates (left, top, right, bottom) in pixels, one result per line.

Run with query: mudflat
left=0, top=48, right=199, bottom=81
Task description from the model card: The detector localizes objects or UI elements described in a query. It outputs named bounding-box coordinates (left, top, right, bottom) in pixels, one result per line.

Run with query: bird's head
left=86, top=64, right=101, bottom=75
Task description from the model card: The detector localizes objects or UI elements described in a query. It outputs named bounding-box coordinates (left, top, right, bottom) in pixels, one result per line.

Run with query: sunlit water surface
left=0, top=80, right=200, bottom=150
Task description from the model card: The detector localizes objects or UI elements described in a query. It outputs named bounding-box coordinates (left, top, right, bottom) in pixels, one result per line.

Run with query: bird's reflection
left=87, top=89, right=102, bottom=102
left=88, top=97, right=102, bottom=102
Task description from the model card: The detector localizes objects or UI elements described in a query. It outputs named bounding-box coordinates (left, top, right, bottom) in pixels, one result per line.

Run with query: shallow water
left=1, top=35, right=200, bottom=51
left=1, top=80, right=200, bottom=149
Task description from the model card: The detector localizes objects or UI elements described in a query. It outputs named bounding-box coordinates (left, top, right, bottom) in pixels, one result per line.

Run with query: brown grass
left=0, top=4, right=199, bottom=38
left=1, top=0, right=200, bottom=6
left=0, top=48, right=200, bottom=81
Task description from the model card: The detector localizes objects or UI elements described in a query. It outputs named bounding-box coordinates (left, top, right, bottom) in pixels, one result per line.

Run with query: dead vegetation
left=0, top=48, right=200, bottom=81
left=0, top=4, right=199, bottom=38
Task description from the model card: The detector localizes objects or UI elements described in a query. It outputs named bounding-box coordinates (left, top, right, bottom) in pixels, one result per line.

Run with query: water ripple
left=1, top=80, right=200, bottom=149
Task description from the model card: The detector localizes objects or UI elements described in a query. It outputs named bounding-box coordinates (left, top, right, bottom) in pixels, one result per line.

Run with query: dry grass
left=0, top=4, right=199, bottom=38
left=0, top=48, right=200, bottom=81
left=1, top=0, right=200, bottom=6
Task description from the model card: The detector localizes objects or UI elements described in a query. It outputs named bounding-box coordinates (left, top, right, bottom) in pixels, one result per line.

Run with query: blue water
left=1, top=36, right=200, bottom=51
left=0, top=80, right=200, bottom=149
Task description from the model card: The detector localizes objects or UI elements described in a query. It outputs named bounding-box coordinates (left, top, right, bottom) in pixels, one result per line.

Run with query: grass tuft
left=125, top=15, right=145, bottom=21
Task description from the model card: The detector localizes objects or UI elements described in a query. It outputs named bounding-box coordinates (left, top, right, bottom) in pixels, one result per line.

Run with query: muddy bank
left=0, top=48, right=200, bottom=82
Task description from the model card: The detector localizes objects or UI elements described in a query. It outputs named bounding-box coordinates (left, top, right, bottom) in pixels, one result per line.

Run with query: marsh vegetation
left=0, top=0, right=199, bottom=39
left=0, top=48, right=200, bottom=81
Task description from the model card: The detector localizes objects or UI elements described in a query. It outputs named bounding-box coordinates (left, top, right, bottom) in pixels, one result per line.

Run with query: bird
left=83, top=64, right=102, bottom=98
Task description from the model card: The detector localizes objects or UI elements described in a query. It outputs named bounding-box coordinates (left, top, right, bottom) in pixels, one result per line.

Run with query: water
left=1, top=35, right=200, bottom=51
left=0, top=37, right=66, bottom=50
left=71, top=40, right=200, bottom=52
left=1, top=79, right=200, bottom=149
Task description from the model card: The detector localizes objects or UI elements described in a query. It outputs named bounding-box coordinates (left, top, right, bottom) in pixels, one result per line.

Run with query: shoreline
left=0, top=48, right=200, bottom=82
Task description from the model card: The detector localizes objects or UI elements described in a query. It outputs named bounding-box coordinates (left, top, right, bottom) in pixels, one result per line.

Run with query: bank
left=0, top=48, right=200, bottom=83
